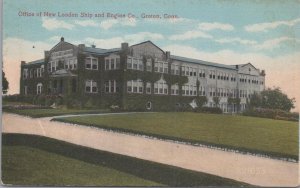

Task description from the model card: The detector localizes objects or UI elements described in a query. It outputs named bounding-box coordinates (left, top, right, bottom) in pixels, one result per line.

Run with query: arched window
left=154, top=79, right=168, bottom=95
left=37, top=83, right=42, bottom=94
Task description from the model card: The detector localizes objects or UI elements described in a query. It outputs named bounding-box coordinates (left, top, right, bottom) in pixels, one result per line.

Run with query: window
left=182, top=85, right=188, bottom=96
left=199, top=69, right=206, bottom=78
left=171, top=84, right=179, bottom=95
left=133, top=58, right=138, bottom=69
left=199, top=86, right=206, bottom=96
left=116, top=58, right=120, bottom=69
left=85, top=80, right=98, bottom=93
left=40, top=65, right=44, bottom=76
left=85, top=57, right=98, bottom=70
left=154, top=61, right=168, bottom=73
left=30, top=69, right=33, bottom=78
left=146, top=82, right=151, bottom=94
left=146, top=101, right=152, bottom=110
left=37, top=83, right=42, bottom=94
left=154, top=79, right=168, bottom=95
left=146, top=59, right=152, bottom=72
left=51, top=49, right=73, bottom=58
left=23, top=69, right=28, bottom=79
left=49, top=61, right=58, bottom=72
left=105, top=56, right=121, bottom=70
left=105, top=80, right=118, bottom=93
left=127, top=57, right=132, bottom=69
left=24, top=86, right=28, bottom=95
left=65, top=60, right=70, bottom=69
left=69, top=58, right=77, bottom=70
left=111, top=59, right=115, bottom=69
left=127, top=80, right=143, bottom=94
left=171, top=64, right=180, bottom=75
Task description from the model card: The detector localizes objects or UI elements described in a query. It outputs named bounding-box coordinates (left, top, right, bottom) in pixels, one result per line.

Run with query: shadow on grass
left=2, top=133, right=249, bottom=187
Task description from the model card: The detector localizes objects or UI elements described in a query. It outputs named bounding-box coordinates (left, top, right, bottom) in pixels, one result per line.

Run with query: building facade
left=20, top=37, right=266, bottom=112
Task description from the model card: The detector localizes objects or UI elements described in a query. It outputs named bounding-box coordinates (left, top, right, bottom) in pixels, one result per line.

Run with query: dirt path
left=2, top=113, right=299, bottom=187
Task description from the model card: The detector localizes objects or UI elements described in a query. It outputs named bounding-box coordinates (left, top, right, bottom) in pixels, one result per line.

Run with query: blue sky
left=2, top=0, right=300, bottom=110
left=3, top=0, right=300, bottom=56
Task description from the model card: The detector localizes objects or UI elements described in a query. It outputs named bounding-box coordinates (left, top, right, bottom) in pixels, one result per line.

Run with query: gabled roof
left=170, top=55, right=237, bottom=70
left=239, top=62, right=258, bottom=70
left=50, top=40, right=75, bottom=51
left=84, top=47, right=121, bottom=55
left=130, top=40, right=165, bottom=54
left=26, top=59, right=44, bottom=65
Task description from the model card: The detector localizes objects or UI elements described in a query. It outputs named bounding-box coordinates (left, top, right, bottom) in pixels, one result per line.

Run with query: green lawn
left=2, top=134, right=247, bottom=186
left=3, top=108, right=110, bottom=118
left=54, top=112, right=299, bottom=160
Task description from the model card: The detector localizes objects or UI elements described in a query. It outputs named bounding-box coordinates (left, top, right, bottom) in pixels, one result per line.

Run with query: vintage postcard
left=1, top=0, right=299, bottom=187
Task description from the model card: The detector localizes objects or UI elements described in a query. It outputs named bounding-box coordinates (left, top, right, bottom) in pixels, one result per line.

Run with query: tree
left=2, top=70, right=9, bottom=94
left=196, top=96, right=207, bottom=108
left=249, top=87, right=295, bottom=112
left=213, top=96, right=220, bottom=107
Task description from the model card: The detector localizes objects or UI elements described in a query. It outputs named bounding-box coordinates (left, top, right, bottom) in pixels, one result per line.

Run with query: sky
left=2, top=0, right=300, bottom=111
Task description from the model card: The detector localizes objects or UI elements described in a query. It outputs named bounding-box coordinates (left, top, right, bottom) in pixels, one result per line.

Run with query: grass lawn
left=2, top=134, right=247, bottom=186
left=54, top=112, right=299, bottom=160
left=3, top=108, right=110, bottom=118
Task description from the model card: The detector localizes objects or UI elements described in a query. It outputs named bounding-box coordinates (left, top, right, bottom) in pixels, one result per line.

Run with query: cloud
left=215, top=37, right=257, bottom=45
left=42, top=17, right=74, bottom=30
left=83, top=32, right=164, bottom=48
left=168, top=21, right=234, bottom=41
left=169, top=30, right=212, bottom=41
left=124, top=32, right=164, bottom=43
left=100, top=19, right=119, bottom=30
left=163, top=44, right=300, bottom=111
left=74, top=20, right=98, bottom=27
left=84, top=37, right=125, bottom=48
left=198, top=22, right=234, bottom=31
left=100, top=18, right=136, bottom=30
left=253, top=37, right=297, bottom=50
left=245, top=18, right=300, bottom=32
left=49, top=36, right=62, bottom=41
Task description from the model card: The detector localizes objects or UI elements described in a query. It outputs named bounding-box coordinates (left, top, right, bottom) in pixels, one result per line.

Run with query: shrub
left=243, top=108, right=299, bottom=122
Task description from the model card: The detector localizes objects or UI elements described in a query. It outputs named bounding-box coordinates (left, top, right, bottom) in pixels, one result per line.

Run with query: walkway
left=2, top=113, right=299, bottom=187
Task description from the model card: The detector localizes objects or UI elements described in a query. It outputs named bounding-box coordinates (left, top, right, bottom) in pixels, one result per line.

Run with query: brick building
left=20, top=37, right=265, bottom=112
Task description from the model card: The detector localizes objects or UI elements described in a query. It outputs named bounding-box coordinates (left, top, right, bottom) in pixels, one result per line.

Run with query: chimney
left=235, top=65, right=239, bottom=69
left=61, top=37, right=64, bottom=42
left=166, top=51, right=170, bottom=59
left=21, top=61, right=26, bottom=66
left=261, top=70, right=266, bottom=76
left=121, top=42, right=129, bottom=50
left=91, top=44, right=96, bottom=48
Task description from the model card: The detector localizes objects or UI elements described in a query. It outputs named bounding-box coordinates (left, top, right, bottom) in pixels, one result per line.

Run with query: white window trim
left=127, top=80, right=143, bottom=94
left=85, top=80, right=98, bottom=93
left=36, top=83, right=42, bottom=94
left=85, top=57, right=98, bottom=70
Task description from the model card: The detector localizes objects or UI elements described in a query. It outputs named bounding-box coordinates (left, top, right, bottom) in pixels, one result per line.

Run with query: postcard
left=1, top=0, right=299, bottom=187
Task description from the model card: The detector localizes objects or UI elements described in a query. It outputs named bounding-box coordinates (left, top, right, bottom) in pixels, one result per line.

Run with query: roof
left=130, top=40, right=165, bottom=54
left=239, top=62, right=258, bottom=70
left=84, top=47, right=121, bottom=55
left=170, top=55, right=237, bottom=70
left=25, top=59, right=44, bottom=65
